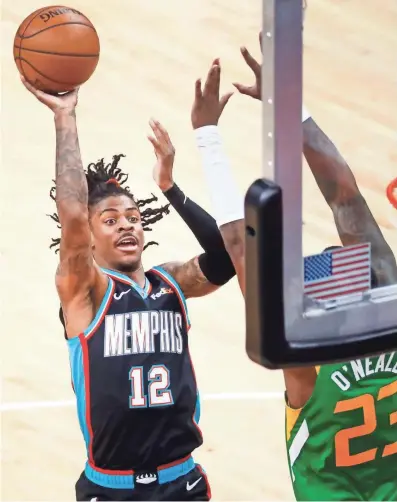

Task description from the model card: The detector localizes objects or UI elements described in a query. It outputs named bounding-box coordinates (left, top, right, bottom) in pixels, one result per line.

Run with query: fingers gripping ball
left=14, top=6, right=100, bottom=94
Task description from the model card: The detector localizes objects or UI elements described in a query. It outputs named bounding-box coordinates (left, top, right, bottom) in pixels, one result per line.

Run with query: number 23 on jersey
left=334, top=380, right=397, bottom=467
left=129, top=364, right=174, bottom=408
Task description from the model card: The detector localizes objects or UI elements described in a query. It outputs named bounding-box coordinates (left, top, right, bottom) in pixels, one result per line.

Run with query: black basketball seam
left=17, top=5, right=52, bottom=80
left=19, top=22, right=97, bottom=40
left=18, top=5, right=56, bottom=37
left=15, top=57, right=91, bottom=85
left=14, top=45, right=99, bottom=57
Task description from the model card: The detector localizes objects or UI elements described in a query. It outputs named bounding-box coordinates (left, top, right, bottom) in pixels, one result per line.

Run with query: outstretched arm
left=152, top=63, right=239, bottom=300
left=232, top=33, right=396, bottom=409
left=53, top=106, right=97, bottom=297
left=232, top=38, right=318, bottom=408
left=55, top=110, right=89, bottom=250
left=149, top=118, right=236, bottom=288
left=232, top=33, right=397, bottom=286
left=21, top=78, right=105, bottom=337
left=191, top=61, right=246, bottom=294
left=303, top=117, right=397, bottom=286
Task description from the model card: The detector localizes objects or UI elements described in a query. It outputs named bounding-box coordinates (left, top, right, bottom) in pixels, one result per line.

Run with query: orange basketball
left=14, top=6, right=100, bottom=94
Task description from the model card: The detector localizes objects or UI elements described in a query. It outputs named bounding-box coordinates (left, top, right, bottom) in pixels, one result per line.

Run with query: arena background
left=2, top=0, right=396, bottom=499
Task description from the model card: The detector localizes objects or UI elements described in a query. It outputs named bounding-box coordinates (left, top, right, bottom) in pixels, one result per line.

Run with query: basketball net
left=386, top=177, right=397, bottom=228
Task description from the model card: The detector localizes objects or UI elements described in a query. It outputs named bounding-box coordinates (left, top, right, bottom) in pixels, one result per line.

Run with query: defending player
left=20, top=74, right=234, bottom=501
left=195, top=50, right=397, bottom=500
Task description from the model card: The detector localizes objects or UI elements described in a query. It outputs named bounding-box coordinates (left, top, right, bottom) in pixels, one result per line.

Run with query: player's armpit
left=56, top=256, right=108, bottom=338
left=160, top=256, right=219, bottom=299
left=56, top=245, right=97, bottom=302
left=283, top=367, right=318, bottom=409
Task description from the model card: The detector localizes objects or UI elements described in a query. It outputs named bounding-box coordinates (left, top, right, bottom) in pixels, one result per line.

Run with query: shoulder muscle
left=160, top=257, right=219, bottom=299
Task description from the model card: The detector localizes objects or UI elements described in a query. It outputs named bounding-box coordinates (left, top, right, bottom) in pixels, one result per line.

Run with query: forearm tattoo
left=55, top=110, right=88, bottom=207
left=219, top=220, right=245, bottom=256
left=303, top=119, right=397, bottom=286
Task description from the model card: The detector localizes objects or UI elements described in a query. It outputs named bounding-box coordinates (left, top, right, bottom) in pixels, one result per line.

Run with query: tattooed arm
left=55, top=110, right=89, bottom=243
left=160, top=257, right=219, bottom=299
left=303, top=118, right=397, bottom=286
left=20, top=79, right=106, bottom=337
left=54, top=108, right=96, bottom=295
left=159, top=218, right=245, bottom=300
left=218, top=220, right=246, bottom=295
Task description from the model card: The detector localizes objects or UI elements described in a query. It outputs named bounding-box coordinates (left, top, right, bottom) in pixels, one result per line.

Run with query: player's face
left=90, top=195, right=145, bottom=272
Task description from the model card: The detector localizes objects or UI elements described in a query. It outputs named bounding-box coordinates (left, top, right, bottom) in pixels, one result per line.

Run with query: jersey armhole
left=285, top=393, right=304, bottom=441
left=285, top=366, right=322, bottom=440
left=149, top=266, right=191, bottom=330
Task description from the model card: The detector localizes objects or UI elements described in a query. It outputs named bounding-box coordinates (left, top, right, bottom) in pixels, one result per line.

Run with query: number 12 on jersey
left=129, top=365, right=174, bottom=408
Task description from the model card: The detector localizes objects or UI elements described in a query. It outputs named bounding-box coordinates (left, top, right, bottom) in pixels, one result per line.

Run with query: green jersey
left=286, top=352, right=397, bottom=501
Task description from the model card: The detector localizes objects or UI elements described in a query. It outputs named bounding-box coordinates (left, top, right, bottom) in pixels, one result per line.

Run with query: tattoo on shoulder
left=183, top=257, right=208, bottom=285
left=161, top=257, right=212, bottom=298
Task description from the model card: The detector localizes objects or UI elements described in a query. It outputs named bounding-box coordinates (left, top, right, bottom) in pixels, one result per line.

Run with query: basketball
left=14, top=6, right=100, bottom=94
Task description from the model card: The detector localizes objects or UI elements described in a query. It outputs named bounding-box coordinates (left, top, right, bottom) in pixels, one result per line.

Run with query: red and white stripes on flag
left=303, top=243, right=371, bottom=301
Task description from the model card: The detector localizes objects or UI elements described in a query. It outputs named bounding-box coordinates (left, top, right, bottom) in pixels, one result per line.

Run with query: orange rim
left=386, top=178, right=397, bottom=209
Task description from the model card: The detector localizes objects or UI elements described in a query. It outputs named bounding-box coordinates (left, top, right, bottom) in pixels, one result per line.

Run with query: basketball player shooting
left=196, top=39, right=397, bottom=501
left=19, top=74, right=237, bottom=501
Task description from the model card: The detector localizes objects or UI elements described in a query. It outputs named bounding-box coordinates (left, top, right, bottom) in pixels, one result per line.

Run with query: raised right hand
left=20, top=75, right=79, bottom=114
left=148, top=118, right=175, bottom=192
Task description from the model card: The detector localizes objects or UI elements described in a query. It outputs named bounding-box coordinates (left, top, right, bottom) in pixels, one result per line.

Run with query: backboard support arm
left=262, top=0, right=304, bottom=331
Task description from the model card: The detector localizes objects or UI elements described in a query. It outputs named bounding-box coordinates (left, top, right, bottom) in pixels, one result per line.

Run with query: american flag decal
left=304, top=243, right=371, bottom=300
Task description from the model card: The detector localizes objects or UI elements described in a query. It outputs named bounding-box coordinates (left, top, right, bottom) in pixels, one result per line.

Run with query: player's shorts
left=75, top=456, right=211, bottom=501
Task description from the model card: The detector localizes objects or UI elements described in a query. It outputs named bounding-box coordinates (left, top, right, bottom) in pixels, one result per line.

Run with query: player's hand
left=233, top=31, right=262, bottom=100
left=148, top=118, right=175, bottom=192
left=191, top=59, right=233, bottom=130
left=20, top=75, right=79, bottom=114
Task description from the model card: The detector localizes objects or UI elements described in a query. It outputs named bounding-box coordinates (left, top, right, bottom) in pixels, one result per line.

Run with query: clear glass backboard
left=245, top=0, right=397, bottom=367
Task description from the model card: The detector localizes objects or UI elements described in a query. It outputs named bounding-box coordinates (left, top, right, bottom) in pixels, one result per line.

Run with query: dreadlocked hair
left=48, top=154, right=170, bottom=253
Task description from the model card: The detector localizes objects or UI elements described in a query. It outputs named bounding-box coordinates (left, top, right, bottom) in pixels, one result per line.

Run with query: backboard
left=245, top=0, right=397, bottom=368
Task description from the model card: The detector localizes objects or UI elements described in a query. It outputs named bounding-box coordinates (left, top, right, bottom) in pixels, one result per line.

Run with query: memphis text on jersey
left=104, top=310, right=184, bottom=357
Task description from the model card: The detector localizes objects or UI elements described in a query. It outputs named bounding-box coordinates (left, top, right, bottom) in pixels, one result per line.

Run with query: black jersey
left=67, top=266, right=202, bottom=471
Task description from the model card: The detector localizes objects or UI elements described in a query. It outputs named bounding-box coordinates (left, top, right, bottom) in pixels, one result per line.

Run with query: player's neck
left=97, top=258, right=146, bottom=287
left=119, top=264, right=146, bottom=288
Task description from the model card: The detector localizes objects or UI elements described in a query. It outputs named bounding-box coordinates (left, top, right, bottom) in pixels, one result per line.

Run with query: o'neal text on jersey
left=104, top=310, right=183, bottom=357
